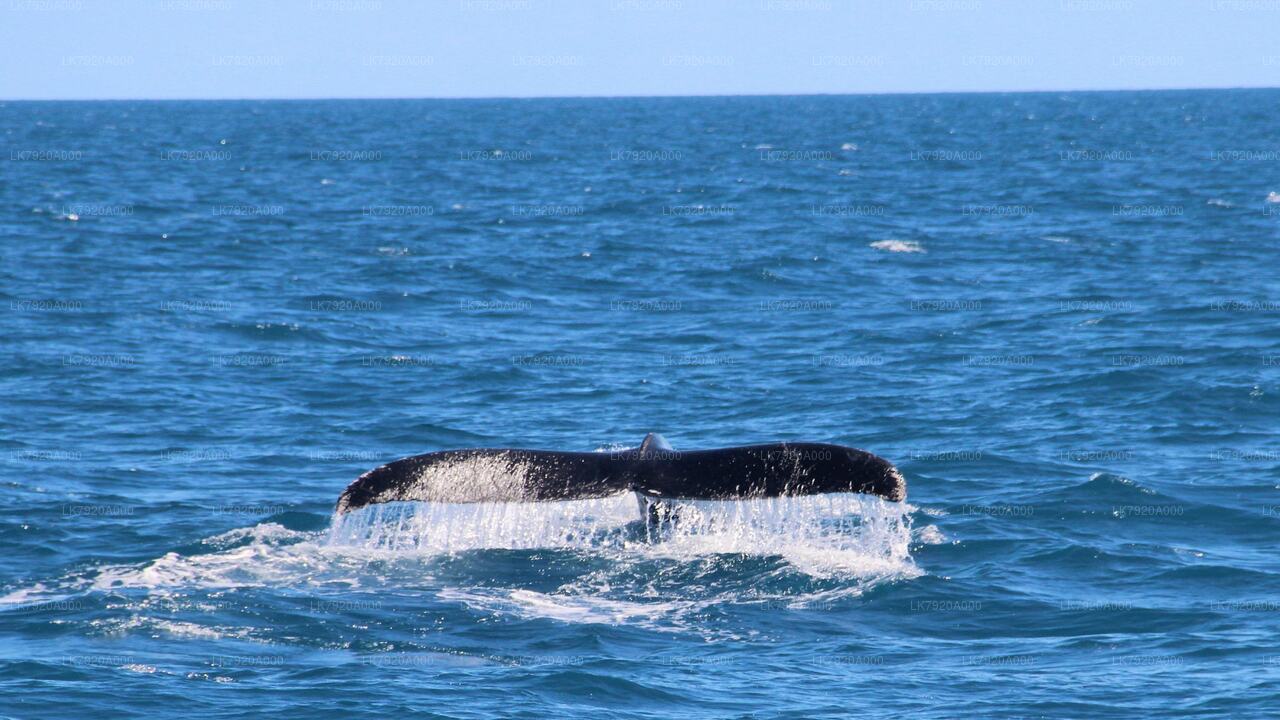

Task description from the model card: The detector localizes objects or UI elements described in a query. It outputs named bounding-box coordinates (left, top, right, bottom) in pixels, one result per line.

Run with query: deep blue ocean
left=3, top=91, right=1279, bottom=718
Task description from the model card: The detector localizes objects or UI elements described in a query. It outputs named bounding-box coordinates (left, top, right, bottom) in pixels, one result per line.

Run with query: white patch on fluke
left=368, top=452, right=536, bottom=504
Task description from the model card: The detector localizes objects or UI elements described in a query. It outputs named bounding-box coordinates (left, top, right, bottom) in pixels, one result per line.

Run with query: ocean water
left=2, top=90, right=1279, bottom=718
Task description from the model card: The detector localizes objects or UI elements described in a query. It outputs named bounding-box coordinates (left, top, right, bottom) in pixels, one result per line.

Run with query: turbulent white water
left=327, top=491, right=917, bottom=579
left=327, top=493, right=642, bottom=551
left=640, top=494, right=917, bottom=578
left=3, top=493, right=920, bottom=637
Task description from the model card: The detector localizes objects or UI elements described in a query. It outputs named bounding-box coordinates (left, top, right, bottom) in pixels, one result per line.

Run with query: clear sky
left=1, top=0, right=1277, bottom=100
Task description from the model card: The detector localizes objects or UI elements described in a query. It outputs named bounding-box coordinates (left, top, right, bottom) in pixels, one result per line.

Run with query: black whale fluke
left=334, top=433, right=905, bottom=514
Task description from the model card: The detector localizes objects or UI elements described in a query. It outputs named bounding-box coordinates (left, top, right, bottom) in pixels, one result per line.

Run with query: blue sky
left=1, top=0, right=1277, bottom=99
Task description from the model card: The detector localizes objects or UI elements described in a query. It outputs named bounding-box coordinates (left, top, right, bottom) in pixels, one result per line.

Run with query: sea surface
left=2, top=90, right=1279, bottom=718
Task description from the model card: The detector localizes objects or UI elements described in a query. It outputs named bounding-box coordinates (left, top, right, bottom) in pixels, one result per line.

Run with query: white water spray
left=326, top=492, right=642, bottom=552
left=326, top=492, right=915, bottom=579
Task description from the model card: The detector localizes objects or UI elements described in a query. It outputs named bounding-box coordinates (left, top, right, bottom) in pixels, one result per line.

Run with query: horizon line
left=2, top=84, right=1278, bottom=103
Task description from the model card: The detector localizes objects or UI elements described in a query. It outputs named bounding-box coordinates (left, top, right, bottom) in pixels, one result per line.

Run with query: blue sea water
left=2, top=90, right=1279, bottom=718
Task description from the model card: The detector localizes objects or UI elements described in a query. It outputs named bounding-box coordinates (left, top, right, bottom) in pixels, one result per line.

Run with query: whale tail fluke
left=335, top=438, right=905, bottom=515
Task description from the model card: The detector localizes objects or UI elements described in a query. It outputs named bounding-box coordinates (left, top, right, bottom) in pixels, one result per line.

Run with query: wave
left=2, top=494, right=920, bottom=634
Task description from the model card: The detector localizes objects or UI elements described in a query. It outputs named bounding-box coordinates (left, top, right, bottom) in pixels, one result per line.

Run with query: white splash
left=642, top=494, right=915, bottom=579
left=327, top=493, right=642, bottom=552
left=438, top=588, right=691, bottom=628
left=915, top=524, right=947, bottom=545
left=328, top=492, right=916, bottom=581
left=85, top=523, right=354, bottom=594
left=3, top=494, right=920, bottom=635
left=870, top=240, right=925, bottom=253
